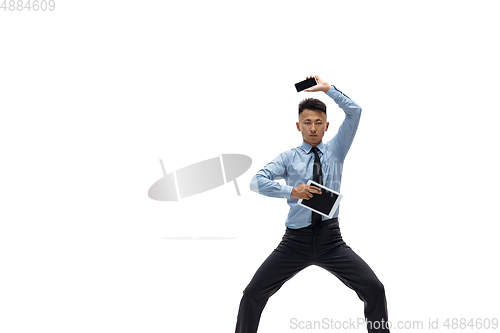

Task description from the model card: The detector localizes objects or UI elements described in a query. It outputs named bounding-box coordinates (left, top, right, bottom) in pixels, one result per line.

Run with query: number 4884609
left=1, top=0, right=56, bottom=11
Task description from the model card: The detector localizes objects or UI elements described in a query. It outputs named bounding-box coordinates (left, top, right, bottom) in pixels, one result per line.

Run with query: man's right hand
left=291, top=184, right=322, bottom=200
left=304, top=75, right=331, bottom=93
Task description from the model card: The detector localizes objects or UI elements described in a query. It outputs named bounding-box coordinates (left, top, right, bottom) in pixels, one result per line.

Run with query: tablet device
left=297, top=180, right=343, bottom=218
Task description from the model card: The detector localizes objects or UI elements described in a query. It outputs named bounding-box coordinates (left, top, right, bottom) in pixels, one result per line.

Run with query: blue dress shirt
left=250, top=85, right=362, bottom=229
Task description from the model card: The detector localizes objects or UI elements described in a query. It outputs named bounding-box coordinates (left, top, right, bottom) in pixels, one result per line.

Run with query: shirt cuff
left=326, top=84, right=351, bottom=100
left=326, top=85, right=340, bottom=97
left=280, top=185, right=294, bottom=198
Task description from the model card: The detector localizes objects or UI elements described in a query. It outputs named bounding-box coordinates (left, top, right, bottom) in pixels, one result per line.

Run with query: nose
left=310, top=124, right=316, bottom=133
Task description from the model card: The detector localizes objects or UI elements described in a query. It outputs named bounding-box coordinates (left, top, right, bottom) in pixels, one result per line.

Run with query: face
left=296, top=109, right=329, bottom=146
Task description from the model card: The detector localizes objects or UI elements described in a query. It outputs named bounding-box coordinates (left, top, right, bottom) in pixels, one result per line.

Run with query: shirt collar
left=301, top=140, right=325, bottom=154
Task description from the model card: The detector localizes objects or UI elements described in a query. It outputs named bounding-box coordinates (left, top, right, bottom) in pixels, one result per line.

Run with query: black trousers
left=235, top=218, right=390, bottom=333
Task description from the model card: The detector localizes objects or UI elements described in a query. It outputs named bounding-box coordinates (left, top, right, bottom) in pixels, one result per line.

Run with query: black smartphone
left=295, top=77, right=317, bottom=92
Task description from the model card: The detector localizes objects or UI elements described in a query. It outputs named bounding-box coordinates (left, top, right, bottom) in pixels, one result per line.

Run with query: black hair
left=298, top=98, right=327, bottom=116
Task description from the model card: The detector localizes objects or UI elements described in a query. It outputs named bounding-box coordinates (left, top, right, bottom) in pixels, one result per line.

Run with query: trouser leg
left=235, top=229, right=312, bottom=333
left=315, top=222, right=390, bottom=333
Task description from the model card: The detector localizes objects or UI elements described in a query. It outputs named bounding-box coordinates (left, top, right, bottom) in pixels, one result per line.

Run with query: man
left=235, top=75, right=390, bottom=333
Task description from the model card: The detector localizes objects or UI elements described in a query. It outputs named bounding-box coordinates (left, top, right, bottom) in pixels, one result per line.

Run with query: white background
left=1, top=1, right=499, bottom=332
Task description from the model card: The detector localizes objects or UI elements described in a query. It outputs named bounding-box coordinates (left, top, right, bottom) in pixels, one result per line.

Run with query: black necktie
left=311, top=146, right=322, bottom=224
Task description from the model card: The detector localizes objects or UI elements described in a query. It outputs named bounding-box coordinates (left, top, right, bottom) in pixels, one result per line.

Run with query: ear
left=296, top=122, right=301, bottom=131
left=325, top=121, right=329, bottom=131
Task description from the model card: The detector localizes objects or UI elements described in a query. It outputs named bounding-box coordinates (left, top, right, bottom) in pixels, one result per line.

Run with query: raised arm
left=306, top=75, right=362, bottom=160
